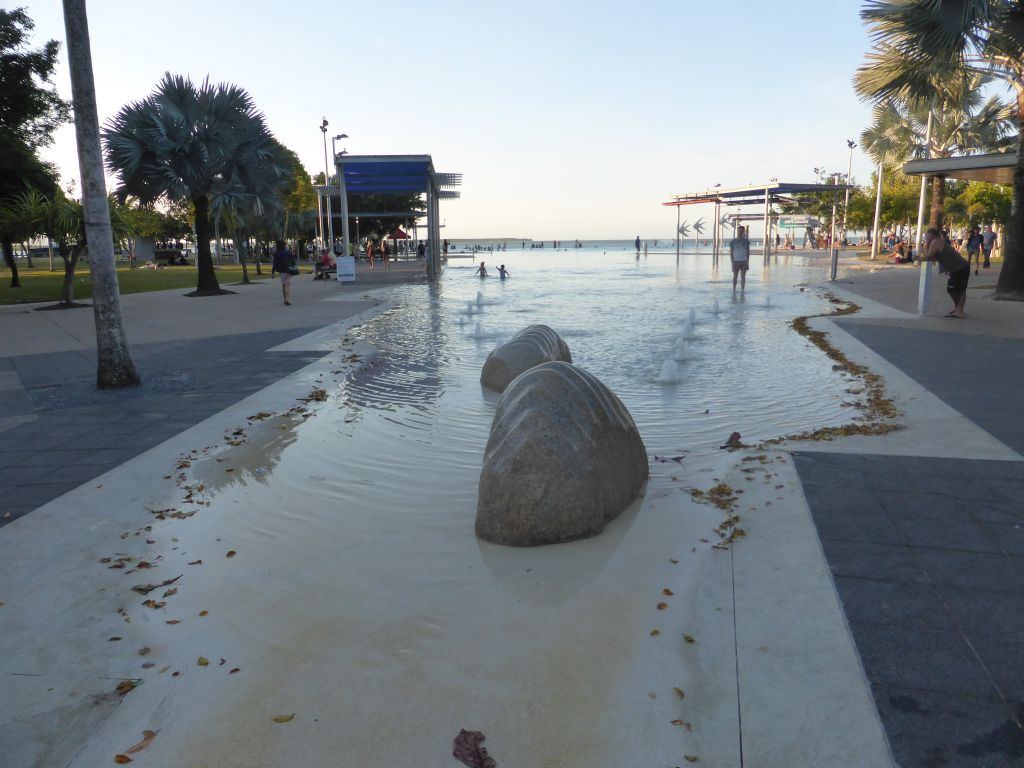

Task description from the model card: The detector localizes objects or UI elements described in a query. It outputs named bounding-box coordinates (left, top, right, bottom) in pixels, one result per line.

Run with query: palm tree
left=61, top=0, right=139, bottom=387
left=855, top=0, right=1024, bottom=297
left=104, top=74, right=286, bottom=296
left=860, top=76, right=1014, bottom=229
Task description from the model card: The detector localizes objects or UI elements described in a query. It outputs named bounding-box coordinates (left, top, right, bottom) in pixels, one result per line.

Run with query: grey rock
left=480, top=325, right=572, bottom=392
left=477, top=361, right=648, bottom=546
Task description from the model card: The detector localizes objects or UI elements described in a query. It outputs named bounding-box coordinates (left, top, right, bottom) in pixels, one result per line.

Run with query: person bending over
left=923, top=226, right=970, bottom=318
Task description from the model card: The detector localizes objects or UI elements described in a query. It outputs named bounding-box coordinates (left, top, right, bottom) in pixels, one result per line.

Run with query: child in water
left=497, top=264, right=509, bottom=279
left=475, top=261, right=488, bottom=277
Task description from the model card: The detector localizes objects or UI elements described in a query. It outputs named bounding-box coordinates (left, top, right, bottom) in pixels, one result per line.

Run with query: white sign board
left=337, top=255, right=356, bottom=282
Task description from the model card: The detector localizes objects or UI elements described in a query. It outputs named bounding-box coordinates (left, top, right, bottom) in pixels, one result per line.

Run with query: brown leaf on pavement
left=123, top=730, right=158, bottom=755
left=229, top=668, right=240, bottom=674
left=165, top=620, right=181, bottom=625
left=683, top=634, right=696, bottom=644
left=226, top=550, right=236, bottom=558
left=115, top=679, right=138, bottom=696
left=199, top=610, right=208, bottom=617
left=197, top=657, right=209, bottom=666
left=452, top=729, right=498, bottom=768
left=650, top=629, right=661, bottom=636
left=187, top=560, right=202, bottom=566
left=131, top=575, right=181, bottom=595
left=673, top=687, right=686, bottom=699
left=138, top=647, right=150, bottom=656
left=671, top=719, right=693, bottom=731
left=661, top=588, right=675, bottom=596
left=656, top=602, right=668, bottom=610
left=162, top=588, right=177, bottom=598
left=685, top=756, right=699, bottom=763
left=272, top=714, right=295, bottom=723
left=114, top=755, right=132, bottom=764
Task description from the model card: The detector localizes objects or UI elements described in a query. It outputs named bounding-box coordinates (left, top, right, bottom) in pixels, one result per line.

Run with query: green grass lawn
left=0, top=263, right=270, bottom=305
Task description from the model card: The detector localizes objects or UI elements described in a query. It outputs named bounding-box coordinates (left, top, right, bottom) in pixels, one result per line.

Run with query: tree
left=62, top=0, right=139, bottom=387
left=855, top=0, right=1024, bottom=298
left=104, top=73, right=287, bottom=296
left=962, top=181, right=1013, bottom=226
left=0, top=7, right=69, bottom=286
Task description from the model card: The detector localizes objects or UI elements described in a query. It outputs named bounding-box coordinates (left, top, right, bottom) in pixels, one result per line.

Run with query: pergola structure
left=902, top=151, right=1015, bottom=314
left=318, top=154, right=462, bottom=280
left=662, top=181, right=853, bottom=276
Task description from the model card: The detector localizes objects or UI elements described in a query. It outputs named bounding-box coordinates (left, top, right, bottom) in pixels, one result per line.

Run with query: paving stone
left=941, top=587, right=1024, bottom=641
left=819, top=539, right=926, bottom=583
left=835, top=576, right=950, bottom=631
left=872, top=686, right=1024, bottom=768
left=852, top=625, right=994, bottom=698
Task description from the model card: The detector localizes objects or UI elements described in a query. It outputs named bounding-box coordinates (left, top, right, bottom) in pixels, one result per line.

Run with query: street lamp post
left=842, top=139, right=856, bottom=250
left=355, top=217, right=360, bottom=249
left=320, top=118, right=334, bottom=253
left=331, top=133, right=349, bottom=261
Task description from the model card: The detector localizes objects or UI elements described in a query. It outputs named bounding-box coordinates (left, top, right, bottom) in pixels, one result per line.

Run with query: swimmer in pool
left=497, top=264, right=509, bottom=279
left=475, top=261, right=488, bottom=277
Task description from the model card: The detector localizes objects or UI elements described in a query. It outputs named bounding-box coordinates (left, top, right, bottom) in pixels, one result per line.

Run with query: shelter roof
left=662, top=181, right=854, bottom=208
left=335, top=154, right=463, bottom=196
left=902, top=152, right=1015, bottom=185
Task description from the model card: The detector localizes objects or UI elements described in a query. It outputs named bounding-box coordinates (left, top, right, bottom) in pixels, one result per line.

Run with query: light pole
left=830, top=172, right=840, bottom=280
left=842, top=139, right=856, bottom=249
left=355, top=217, right=360, bottom=249
left=331, top=133, right=349, bottom=260
left=320, top=118, right=331, bottom=252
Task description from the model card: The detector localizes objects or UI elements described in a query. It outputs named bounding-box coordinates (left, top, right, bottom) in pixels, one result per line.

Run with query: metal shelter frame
left=320, top=154, right=462, bottom=280
left=902, top=151, right=1016, bottom=314
left=662, top=181, right=853, bottom=277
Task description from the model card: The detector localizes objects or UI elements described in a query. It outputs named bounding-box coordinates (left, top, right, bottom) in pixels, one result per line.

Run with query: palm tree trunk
left=191, top=194, right=221, bottom=293
left=929, top=175, right=946, bottom=230
left=2, top=239, right=20, bottom=287
left=58, top=244, right=75, bottom=305
left=235, top=228, right=250, bottom=284
left=996, top=91, right=1024, bottom=300
left=62, top=0, right=140, bottom=388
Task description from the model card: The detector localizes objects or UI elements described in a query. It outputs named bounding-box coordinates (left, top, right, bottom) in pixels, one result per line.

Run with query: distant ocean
left=445, top=238, right=778, bottom=251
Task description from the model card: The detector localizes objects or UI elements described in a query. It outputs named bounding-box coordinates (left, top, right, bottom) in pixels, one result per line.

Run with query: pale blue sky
left=24, top=0, right=879, bottom=238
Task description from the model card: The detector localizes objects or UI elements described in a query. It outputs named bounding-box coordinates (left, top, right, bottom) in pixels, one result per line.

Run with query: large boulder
left=480, top=325, right=572, bottom=392
left=476, top=361, right=648, bottom=546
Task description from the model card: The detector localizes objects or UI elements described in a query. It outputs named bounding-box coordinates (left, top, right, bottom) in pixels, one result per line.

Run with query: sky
left=21, top=0, right=882, bottom=240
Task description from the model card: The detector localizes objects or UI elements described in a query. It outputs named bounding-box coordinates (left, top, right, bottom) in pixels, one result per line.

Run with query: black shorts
left=946, top=265, right=970, bottom=294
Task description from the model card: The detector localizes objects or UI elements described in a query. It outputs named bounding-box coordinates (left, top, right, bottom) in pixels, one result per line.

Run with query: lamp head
left=320, top=117, right=328, bottom=133
left=334, top=133, right=348, bottom=140
left=847, top=139, right=857, bottom=149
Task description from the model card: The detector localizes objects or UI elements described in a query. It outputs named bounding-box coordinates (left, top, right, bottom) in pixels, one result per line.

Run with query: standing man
left=270, top=239, right=296, bottom=306
left=923, top=226, right=970, bottom=318
left=634, top=235, right=641, bottom=253
left=982, top=224, right=998, bottom=269
left=965, top=225, right=984, bottom=275
left=729, top=225, right=751, bottom=292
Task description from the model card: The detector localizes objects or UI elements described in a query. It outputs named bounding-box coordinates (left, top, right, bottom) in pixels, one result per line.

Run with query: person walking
left=982, top=225, right=998, bottom=269
left=965, top=226, right=984, bottom=275
left=366, top=238, right=375, bottom=270
left=729, top=225, right=751, bottom=292
left=634, top=235, right=641, bottom=253
left=923, top=226, right=970, bottom=318
left=270, top=239, right=297, bottom=305
left=475, top=261, right=488, bottom=277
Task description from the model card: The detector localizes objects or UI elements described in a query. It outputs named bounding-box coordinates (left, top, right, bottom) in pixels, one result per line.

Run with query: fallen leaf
left=669, top=558, right=679, bottom=564
left=109, top=637, right=122, bottom=642
left=123, top=730, right=158, bottom=755
left=452, top=729, right=498, bottom=768
left=158, top=666, right=170, bottom=674
left=229, top=667, right=240, bottom=674
left=219, top=658, right=226, bottom=666
left=685, top=756, right=699, bottom=763
left=197, top=657, right=209, bottom=666
left=272, top=714, right=295, bottom=723
left=656, top=602, right=668, bottom=610
left=188, top=560, right=202, bottom=566
left=162, top=588, right=177, bottom=598
left=171, top=671, right=180, bottom=677
left=141, top=662, right=155, bottom=669
left=141, top=600, right=166, bottom=609
left=114, top=755, right=132, bottom=764
left=650, top=629, right=661, bottom=636
left=683, top=634, right=696, bottom=644
left=131, top=575, right=181, bottom=595
left=138, top=647, right=150, bottom=656
left=661, top=588, right=675, bottom=596
left=115, top=679, right=138, bottom=695
left=199, top=610, right=208, bottom=617
left=226, top=550, right=236, bottom=558
left=165, top=620, right=181, bottom=625
left=673, top=687, right=686, bottom=699
left=671, top=719, right=693, bottom=731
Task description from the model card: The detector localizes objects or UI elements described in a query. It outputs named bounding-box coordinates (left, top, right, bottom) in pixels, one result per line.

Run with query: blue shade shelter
left=329, top=154, right=462, bottom=279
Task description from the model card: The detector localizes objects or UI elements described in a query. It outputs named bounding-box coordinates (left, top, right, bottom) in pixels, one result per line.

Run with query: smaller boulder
left=480, top=325, right=571, bottom=392
left=477, top=361, right=648, bottom=546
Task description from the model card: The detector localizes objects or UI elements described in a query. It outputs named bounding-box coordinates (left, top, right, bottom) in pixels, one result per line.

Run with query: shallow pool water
left=165, top=249, right=860, bottom=765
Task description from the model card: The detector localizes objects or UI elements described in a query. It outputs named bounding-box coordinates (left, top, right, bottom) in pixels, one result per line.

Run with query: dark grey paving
left=796, top=452, right=1024, bottom=767
left=836, top=322, right=1024, bottom=454
left=0, top=326, right=326, bottom=526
